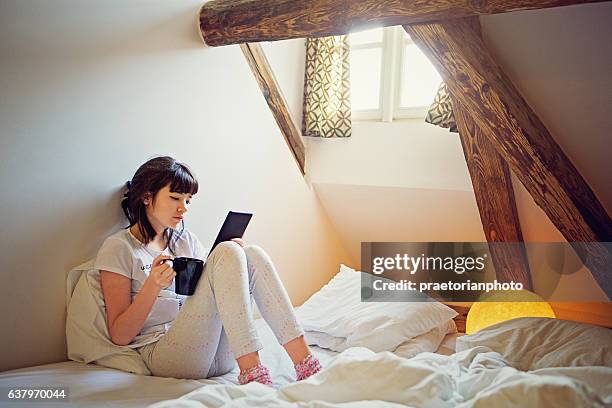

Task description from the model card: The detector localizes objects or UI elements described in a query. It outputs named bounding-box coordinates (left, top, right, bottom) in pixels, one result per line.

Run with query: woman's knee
left=208, top=241, right=245, bottom=264
left=243, top=244, right=267, bottom=261
left=215, top=240, right=243, bottom=253
left=205, top=241, right=248, bottom=285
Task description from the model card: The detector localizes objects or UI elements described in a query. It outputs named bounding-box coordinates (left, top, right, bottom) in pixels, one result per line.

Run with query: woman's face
left=145, top=184, right=193, bottom=232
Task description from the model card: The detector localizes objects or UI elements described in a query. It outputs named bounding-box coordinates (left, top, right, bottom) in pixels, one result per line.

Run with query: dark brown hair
left=121, top=156, right=198, bottom=254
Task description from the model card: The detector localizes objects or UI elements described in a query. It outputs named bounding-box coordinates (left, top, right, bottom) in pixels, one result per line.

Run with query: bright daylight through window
left=349, top=26, right=442, bottom=121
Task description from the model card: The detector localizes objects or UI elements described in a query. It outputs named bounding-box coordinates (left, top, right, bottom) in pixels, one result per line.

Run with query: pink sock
left=237, top=363, right=273, bottom=387
left=294, top=354, right=322, bottom=381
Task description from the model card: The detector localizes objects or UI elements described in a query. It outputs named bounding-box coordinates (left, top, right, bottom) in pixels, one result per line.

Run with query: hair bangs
left=169, top=164, right=198, bottom=196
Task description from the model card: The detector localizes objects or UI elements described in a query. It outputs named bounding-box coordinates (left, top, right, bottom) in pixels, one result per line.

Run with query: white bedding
left=6, top=317, right=607, bottom=408
left=435, top=332, right=463, bottom=356
left=296, top=264, right=458, bottom=353
left=0, top=320, right=454, bottom=408
left=148, top=346, right=612, bottom=408
left=0, top=361, right=209, bottom=408
left=0, top=319, right=337, bottom=408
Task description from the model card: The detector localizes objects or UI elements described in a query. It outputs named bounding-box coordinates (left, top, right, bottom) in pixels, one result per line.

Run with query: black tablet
left=209, top=211, right=253, bottom=254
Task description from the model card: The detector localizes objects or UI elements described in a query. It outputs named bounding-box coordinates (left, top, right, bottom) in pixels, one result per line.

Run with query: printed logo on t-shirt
left=141, top=264, right=153, bottom=271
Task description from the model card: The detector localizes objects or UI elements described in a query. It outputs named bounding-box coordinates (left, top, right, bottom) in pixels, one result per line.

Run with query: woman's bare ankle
left=237, top=351, right=261, bottom=373
left=283, top=335, right=310, bottom=364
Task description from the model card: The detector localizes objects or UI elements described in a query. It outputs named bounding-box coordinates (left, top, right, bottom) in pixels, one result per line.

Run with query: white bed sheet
left=435, top=332, right=464, bottom=356
left=148, top=346, right=612, bottom=408
left=0, top=319, right=338, bottom=408
left=0, top=322, right=459, bottom=408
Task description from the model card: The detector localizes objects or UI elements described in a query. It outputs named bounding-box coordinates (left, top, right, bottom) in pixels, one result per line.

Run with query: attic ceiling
left=197, top=0, right=612, bottom=299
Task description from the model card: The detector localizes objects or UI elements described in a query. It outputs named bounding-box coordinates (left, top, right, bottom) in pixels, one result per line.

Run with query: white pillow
left=296, top=264, right=458, bottom=352
left=305, top=320, right=457, bottom=359
left=303, top=331, right=349, bottom=352
left=456, top=317, right=612, bottom=370
left=393, top=320, right=457, bottom=359
left=66, top=260, right=152, bottom=375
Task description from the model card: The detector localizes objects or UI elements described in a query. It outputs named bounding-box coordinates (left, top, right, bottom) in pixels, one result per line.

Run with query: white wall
left=307, top=120, right=473, bottom=191
left=314, top=183, right=485, bottom=265
left=0, top=0, right=350, bottom=372
left=262, top=39, right=306, bottom=130
left=306, top=119, right=484, bottom=266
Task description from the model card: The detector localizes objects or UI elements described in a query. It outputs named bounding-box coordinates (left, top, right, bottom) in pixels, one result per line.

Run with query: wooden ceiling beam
left=240, top=43, right=306, bottom=175
left=403, top=18, right=612, bottom=298
left=448, top=17, right=532, bottom=289
left=454, top=103, right=533, bottom=290
left=199, top=0, right=605, bottom=46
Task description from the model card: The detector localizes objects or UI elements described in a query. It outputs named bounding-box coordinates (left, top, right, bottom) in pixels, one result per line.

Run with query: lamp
left=465, top=290, right=556, bottom=334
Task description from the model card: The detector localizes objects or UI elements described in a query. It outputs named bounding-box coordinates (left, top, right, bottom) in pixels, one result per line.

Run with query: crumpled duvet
left=148, top=346, right=612, bottom=408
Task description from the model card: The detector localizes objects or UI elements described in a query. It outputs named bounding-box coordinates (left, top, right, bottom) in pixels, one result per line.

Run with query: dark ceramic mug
left=166, top=257, right=204, bottom=296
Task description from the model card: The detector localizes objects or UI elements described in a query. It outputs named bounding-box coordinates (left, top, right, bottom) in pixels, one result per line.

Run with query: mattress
left=0, top=319, right=459, bottom=408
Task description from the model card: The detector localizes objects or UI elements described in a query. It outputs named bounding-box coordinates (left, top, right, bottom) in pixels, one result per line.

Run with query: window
left=349, top=26, right=442, bottom=121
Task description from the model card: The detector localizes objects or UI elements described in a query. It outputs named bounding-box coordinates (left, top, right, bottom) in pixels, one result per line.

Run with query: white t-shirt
left=94, top=228, right=209, bottom=345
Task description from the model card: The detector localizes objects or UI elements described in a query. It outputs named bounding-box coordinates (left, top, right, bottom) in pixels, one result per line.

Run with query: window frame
left=393, top=31, right=431, bottom=120
left=350, top=26, right=436, bottom=122
left=349, top=33, right=385, bottom=121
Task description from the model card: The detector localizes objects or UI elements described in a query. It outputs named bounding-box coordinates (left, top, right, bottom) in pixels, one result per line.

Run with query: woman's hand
left=145, top=254, right=176, bottom=291
left=231, top=238, right=245, bottom=247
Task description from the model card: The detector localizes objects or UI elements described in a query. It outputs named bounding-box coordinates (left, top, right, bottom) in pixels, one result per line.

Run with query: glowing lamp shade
left=465, top=290, right=556, bottom=334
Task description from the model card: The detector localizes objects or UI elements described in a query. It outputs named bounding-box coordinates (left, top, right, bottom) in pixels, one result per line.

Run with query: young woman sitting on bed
left=95, top=156, right=321, bottom=386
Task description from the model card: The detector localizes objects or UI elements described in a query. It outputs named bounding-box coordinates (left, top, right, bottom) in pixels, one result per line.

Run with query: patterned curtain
left=425, top=82, right=458, bottom=133
left=302, top=36, right=352, bottom=138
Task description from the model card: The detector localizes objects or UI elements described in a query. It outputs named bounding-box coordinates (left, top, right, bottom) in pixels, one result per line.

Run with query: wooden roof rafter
left=403, top=17, right=611, bottom=297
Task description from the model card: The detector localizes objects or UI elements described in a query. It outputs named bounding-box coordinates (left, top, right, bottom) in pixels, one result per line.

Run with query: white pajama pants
left=138, top=241, right=304, bottom=379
